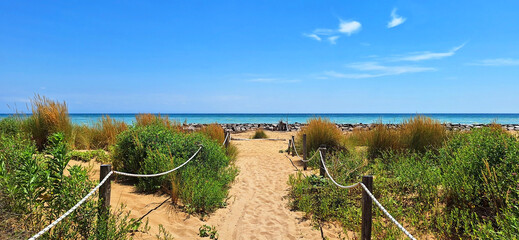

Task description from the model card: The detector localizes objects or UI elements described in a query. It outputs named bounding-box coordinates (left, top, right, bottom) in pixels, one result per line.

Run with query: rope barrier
left=29, top=171, right=114, bottom=240
left=290, top=140, right=319, bottom=163
left=30, top=145, right=203, bottom=239
left=318, top=151, right=360, bottom=189
left=359, top=182, right=417, bottom=240
left=318, top=150, right=416, bottom=239
left=114, top=146, right=202, bottom=178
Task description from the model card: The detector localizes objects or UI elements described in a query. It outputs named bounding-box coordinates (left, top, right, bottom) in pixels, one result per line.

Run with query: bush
left=113, top=125, right=237, bottom=213
left=199, top=123, right=225, bottom=144
left=23, top=95, right=72, bottom=150
left=252, top=128, right=268, bottom=139
left=0, top=132, right=143, bottom=239
left=364, top=116, right=448, bottom=159
left=0, top=117, right=22, bottom=136
left=68, top=150, right=110, bottom=163
left=135, top=113, right=182, bottom=132
left=297, top=117, right=344, bottom=153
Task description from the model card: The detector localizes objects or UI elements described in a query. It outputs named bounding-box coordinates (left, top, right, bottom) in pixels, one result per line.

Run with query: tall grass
left=135, top=113, right=182, bottom=132
left=72, top=116, right=127, bottom=150
left=23, top=95, right=72, bottom=150
left=297, top=117, right=344, bottom=153
left=199, top=123, right=225, bottom=144
left=350, top=116, right=448, bottom=159
left=252, top=128, right=268, bottom=139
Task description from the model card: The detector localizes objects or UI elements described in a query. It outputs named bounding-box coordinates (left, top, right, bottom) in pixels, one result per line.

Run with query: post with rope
left=98, top=164, right=112, bottom=233
left=319, top=145, right=326, bottom=177
left=224, top=131, right=230, bottom=149
left=291, top=136, right=296, bottom=157
left=302, top=134, right=307, bottom=170
left=288, top=139, right=292, bottom=155
left=361, top=175, right=373, bottom=240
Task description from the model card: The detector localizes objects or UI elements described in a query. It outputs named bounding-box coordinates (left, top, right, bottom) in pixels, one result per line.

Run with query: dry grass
left=72, top=116, right=127, bottom=150
left=135, top=113, right=182, bottom=132
left=252, top=128, right=268, bottom=139
left=358, top=115, right=448, bottom=159
left=297, top=117, right=344, bottom=152
left=199, top=123, right=225, bottom=144
left=24, top=95, right=72, bottom=150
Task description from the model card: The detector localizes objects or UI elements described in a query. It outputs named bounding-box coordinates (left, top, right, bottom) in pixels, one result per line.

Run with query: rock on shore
left=183, top=122, right=519, bottom=133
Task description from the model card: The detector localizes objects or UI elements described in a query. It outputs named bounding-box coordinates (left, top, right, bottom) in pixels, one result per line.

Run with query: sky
left=1, top=1, right=519, bottom=113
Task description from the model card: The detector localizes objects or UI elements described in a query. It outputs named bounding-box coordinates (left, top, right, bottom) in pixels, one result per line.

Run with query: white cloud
left=304, top=19, right=361, bottom=44
left=338, top=20, right=362, bottom=35
left=328, top=36, right=340, bottom=44
left=387, top=8, right=406, bottom=28
left=303, top=33, right=321, bottom=41
left=468, top=58, right=519, bottom=66
left=324, top=62, right=435, bottom=79
left=394, top=43, right=466, bottom=61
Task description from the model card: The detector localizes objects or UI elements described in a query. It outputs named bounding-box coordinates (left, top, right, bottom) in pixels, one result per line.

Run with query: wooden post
left=319, top=145, right=326, bottom=177
left=361, top=175, right=373, bottom=240
left=291, top=136, right=296, bottom=157
left=288, top=139, right=292, bottom=154
left=98, top=164, right=112, bottom=233
left=224, top=131, right=230, bottom=149
left=302, top=134, right=307, bottom=170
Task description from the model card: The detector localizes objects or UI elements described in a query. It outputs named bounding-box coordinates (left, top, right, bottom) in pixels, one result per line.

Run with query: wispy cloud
left=248, top=78, right=300, bottom=83
left=324, top=62, right=435, bottom=79
left=394, top=43, right=466, bottom=61
left=304, top=19, right=361, bottom=44
left=328, top=36, right=340, bottom=44
left=387, top=8, right=406, bottom=28
left=338, top=20, right=362, bottom=35
left=468, top=58, right=519, bottom=66
left=303, top=33, right=321, bottom=41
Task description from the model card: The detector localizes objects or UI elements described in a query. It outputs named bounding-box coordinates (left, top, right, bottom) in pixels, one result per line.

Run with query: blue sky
left=1, top=1, right=519, bottom=113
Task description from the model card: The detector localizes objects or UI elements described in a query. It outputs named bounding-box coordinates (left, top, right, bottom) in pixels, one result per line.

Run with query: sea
left=1, top=113, right=519, bottom=125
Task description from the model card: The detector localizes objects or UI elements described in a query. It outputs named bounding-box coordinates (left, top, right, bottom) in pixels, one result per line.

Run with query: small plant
left=199, top=224, right=218, bottom=239
left=68, top=149, right=110, bottom=163
left=252, top=128, right=268, bottom=139
left=156, top=224, right=174, bottom=240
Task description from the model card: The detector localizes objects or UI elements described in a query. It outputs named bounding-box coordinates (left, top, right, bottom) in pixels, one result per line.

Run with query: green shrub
left=252, top=128, right=268, bottom=139
left=0, top=132, right=143, bottom=239
left=113, top=125, right=237, bottom=213
left=0, top=117, right=22, bottom=136
left=68, top=149, right=110, bottom=163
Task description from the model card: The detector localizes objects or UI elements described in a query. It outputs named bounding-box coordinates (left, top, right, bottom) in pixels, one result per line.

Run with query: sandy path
left=72, top=131, right=346, bottom=239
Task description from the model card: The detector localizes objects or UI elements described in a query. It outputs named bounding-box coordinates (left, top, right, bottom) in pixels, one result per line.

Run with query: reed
left=297, top=117, right=344, bottom=152
left=135, top=113, right=182, bottom=132
left=252, top=128, right=268, bottom=139
left=199, top=123, right=225, bottom=144
left=24, top=95, right=72, bottom=150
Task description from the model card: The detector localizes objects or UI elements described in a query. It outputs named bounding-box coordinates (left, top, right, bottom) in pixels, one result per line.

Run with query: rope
left=231, top=137, right=285, bottom=141
left=29, top=171, right=114, bottom=240
left=291, top=140, right=319, bottom=163
left=317, top=150, right=416, bottom=239
left=359, top=182, right=416, bottom=240
left=285, top=155, right=307, bottom=177
left=114, top=146, right=202, bottom=177
left=222, top=133, right=229, bottom=147
left=318, top=151, right=360, bottom=189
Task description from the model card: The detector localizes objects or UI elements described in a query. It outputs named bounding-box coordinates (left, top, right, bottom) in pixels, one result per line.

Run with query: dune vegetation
left=288, top=116, right=519, bottom=239
left=0, top=96, right=238, bottom=238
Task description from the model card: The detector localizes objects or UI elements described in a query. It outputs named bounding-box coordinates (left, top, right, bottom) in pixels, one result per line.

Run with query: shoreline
left=186, top=122, right=519, bottom=133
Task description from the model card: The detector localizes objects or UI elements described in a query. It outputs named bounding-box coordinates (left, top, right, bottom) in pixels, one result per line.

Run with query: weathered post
left=288, top=139, right=292, bottom=154
left=319, top=145, right=326, bottom=177
left=291, top=136, right=296, bottom=157
left=98, top=164, right=112, bottom=233
left=361, top=175, right=373, bottom=240
left=302, top=133, right=307, bottom=170
left=224, top=131, right=230, bottom=149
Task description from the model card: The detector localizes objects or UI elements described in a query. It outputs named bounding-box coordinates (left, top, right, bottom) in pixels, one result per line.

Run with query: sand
left=71, top=130, right=349, bottom=239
